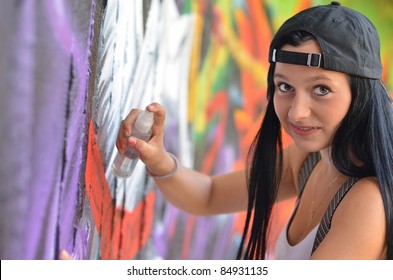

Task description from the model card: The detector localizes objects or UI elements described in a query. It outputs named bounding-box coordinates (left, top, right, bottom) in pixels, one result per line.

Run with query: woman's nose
left=287, top=93, right=312, bottom=122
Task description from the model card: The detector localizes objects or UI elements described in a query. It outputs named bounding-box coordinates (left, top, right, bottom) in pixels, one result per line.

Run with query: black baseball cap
left=268, top=1, right=382, bottom=80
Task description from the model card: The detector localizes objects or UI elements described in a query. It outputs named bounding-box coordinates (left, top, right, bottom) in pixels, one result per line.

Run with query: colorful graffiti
left=0, top=0, right=392, bottom=260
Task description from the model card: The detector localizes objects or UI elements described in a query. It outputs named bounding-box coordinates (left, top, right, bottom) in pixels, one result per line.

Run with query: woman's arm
left=151, top=154, right=248, bottom=215
left=116, top=102, right=248, bottom=215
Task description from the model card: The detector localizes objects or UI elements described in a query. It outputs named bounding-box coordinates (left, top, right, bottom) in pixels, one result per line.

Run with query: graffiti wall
left=0, top=0, right=392, bottom=260
left=0, top=0, right=94, bottom=259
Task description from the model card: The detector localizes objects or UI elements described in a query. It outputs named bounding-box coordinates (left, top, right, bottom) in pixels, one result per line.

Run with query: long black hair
left=236, top=30, right=393, bottom=259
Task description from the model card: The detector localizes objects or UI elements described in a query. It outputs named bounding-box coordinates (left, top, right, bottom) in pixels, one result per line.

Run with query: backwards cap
left=268, top=1, right=382, bottom=79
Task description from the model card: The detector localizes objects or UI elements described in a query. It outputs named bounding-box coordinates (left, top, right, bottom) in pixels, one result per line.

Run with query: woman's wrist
left=146, top=152, right=179, bottom=180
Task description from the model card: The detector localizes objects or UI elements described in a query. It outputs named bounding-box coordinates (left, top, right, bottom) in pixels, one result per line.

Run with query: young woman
left=116, top=2, right=393, bottom=259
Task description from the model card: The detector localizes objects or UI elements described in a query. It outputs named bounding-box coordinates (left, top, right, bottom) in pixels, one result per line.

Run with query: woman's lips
left=290, top=123, right=320, bottom=136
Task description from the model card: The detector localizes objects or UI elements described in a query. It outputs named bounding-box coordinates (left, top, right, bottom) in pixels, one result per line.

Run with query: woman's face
left=273, top=40, right=352, bottom=152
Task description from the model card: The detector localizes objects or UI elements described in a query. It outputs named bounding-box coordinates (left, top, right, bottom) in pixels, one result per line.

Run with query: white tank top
left=274, top=220, right=319, bottom=260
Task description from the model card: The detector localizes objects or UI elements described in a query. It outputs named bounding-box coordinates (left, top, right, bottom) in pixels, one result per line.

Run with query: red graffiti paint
left=85, top=120, right=155, bottom=259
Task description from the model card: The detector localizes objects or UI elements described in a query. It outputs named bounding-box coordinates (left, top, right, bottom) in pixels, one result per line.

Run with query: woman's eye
left=278, top=83, right=293, bottom=92
left=314, top=85, right=330, bottom=96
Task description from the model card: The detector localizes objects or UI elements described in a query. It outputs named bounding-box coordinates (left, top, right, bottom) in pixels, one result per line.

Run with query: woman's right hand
left=115, top=102, right=176, bottom=177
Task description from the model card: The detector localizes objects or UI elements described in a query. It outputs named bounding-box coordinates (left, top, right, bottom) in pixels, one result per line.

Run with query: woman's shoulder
left=342, top=177, right=383, bottom=209
left=312, top=176, right=386, bottom=259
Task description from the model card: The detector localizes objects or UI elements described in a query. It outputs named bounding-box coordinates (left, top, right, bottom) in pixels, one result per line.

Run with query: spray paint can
left=112, top=110, right=154, bottom=178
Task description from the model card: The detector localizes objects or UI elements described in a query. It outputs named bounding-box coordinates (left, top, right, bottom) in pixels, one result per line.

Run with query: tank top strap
left=311, top=176, right=360, bottom=255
